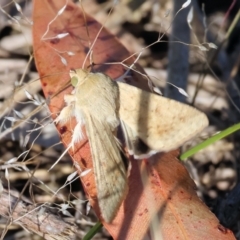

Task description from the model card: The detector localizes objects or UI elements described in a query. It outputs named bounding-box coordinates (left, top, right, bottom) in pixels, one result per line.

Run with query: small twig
left=0, top=188, right=78, bottom=240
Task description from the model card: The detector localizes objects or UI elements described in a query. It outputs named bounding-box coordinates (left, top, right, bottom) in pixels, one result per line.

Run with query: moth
left=55, top=68, right=208, bottom=223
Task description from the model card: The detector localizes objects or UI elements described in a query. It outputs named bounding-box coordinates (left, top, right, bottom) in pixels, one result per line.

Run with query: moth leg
left=120, top=120, right=157, bottom=159
left=120, top=120, right=134, bottom=154
left=55, top=104, right=75, bottom=124
left=71, top=121, right=85, bottom=146
left=64, top=94, right=75, bottom=104
left=54, top=93, right=76, bottom=124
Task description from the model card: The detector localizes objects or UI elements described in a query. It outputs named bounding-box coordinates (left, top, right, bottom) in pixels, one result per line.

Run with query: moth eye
left=71, top=76, right=78, bottom=87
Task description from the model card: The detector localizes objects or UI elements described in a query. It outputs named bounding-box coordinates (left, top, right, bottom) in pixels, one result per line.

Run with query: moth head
left=69, top=68, right=88, bottom=87
left=70, top=75, right=78, bottom=87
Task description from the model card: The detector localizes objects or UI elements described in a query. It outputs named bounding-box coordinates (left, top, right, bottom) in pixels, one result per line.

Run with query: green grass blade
left=180, top=123, right=240, bottom=160
left=82, top=221, right=103, bottom=240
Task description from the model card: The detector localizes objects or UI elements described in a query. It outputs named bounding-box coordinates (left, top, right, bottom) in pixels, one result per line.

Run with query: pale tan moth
left=55, top=67, right=208, bottom=223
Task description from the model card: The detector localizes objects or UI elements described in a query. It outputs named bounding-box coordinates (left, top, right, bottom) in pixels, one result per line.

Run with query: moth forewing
left=118, top=82, right=208, bottom=153
left=84, top=112, right=128, bottom=223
